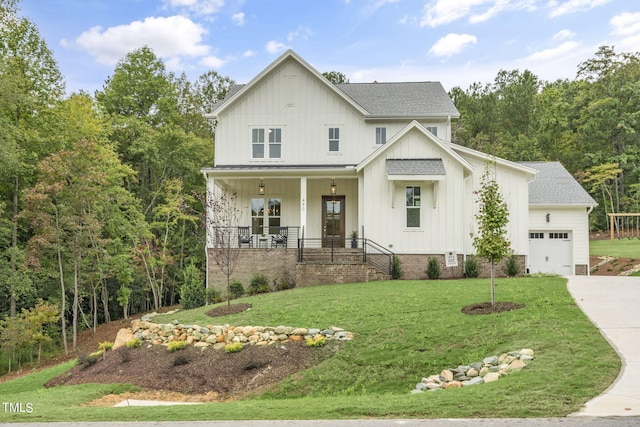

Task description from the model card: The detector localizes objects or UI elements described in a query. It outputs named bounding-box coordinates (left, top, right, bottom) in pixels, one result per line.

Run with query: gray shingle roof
left=337, top=82, right=459, bottom=117
left=519, top=161, right=597, bottom=206
left=214, top=82, right=459, bottom=118
left=386, top=159, right=446, bottom=176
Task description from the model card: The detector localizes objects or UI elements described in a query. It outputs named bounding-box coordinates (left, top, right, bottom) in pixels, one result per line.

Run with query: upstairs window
left=375, top=127, right=386, bottom=145
left=406, top=186, right=421, bottom=228
left=252, top=128, right=282, bottom=159
left=426, top=126, right=438, bottom=137
left=329, top=127, right=340, bottom=152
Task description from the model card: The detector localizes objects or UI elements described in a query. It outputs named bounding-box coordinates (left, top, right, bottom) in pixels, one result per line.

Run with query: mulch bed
left=206, top=303, right=252, bottom=318
left=461, top=302, right=525, bottom=315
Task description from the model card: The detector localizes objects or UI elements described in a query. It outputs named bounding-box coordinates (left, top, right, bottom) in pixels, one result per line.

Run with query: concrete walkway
left=566, top=275, right=640, bottom=417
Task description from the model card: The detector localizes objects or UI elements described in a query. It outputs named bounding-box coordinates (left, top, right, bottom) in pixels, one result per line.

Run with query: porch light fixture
left=330, top=179, right=337, bottom=195
left=258, top=179, right=265, bottom=195
left=546, top=213, right=550, bottom=223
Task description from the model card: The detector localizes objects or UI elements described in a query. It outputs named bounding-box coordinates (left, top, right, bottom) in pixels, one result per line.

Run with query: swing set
left=608, top=213, right=640, bottom=241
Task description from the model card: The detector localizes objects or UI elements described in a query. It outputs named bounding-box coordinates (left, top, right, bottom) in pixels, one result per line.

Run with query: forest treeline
left=1, top=0, right=639, bottom=372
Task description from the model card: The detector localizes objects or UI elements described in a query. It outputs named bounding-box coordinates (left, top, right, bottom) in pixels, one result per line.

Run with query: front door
left=322, top=196, right=345, bottom=248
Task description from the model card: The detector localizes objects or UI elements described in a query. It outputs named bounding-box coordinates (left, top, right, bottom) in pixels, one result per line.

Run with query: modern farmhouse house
left=202, top=50, right=596, bottom=291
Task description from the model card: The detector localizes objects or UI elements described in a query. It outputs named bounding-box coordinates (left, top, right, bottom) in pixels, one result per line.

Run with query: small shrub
left=248, top=273, right=270, bottom=295
left=173, top=354, right=189, bottom=366
left=229, top=280, right=245, bottom=299
left=504, top=253, right=521, bottom=277
left=207, top=288, right=222, bottom=304
left=179, top=264, right=206, bottom=310
left=167, top=340, right=187, bottom=352
left=464, top=256, right=480, bottom=278
left=117, top=347, right=133, bottom=363
left=77, top=353, right=100, bottom=369
left=390, top=255, right=404, bottom=279
left=272, top=271, right=296, bottom=291
left=426, top=257, right=441, bottom=280
left=98, top=341, right=113, bottom=352
left=225, top=342, right=243, bottom=353
left=126, top=338, right=142, bottom=349
left=305, top=335, right=326, bottom=347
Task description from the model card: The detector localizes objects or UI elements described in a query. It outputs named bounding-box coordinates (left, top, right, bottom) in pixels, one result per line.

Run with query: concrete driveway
left=567, top=275, right=640, bottom=417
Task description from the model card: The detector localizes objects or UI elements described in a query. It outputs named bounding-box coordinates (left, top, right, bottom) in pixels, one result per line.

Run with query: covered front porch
left=203, top=165, right=361, bottom=248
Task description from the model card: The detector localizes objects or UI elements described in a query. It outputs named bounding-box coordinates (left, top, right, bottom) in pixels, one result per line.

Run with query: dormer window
left=252, top=127, right=281, bottom=159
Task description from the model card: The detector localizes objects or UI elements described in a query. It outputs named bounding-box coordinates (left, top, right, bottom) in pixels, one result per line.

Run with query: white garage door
left=528, top=231, right=573, bottom=275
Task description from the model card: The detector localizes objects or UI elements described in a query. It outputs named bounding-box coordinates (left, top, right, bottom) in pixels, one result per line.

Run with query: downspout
left=587, top=205, right=595, bottom=276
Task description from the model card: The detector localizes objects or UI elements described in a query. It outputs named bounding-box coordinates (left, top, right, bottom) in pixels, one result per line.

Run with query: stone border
left=411, top=349, right=535, bottom=392
left=112, top=319, right=353, bottom=351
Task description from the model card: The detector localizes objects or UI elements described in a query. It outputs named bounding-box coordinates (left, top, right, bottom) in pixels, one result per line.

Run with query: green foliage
left=77, top=353, right=100, bottom=369
left=229, top=280, right=245, bottom=299
left=464, top=256, right=480, bottom=278
left=225, top=342, right=243, bottom=353
left=272, top=271, right=296, bottom=291
left=167, top=340, right=186, bottom=352
left=207, top=287, right=222, bottom=304
left=472, top=165, right=511, bottom=304
left=179, top=263, right=206, bottom=310
left=390, top=255, right=403, bottom=279
left=248, top=273, right=270, bottom=295
left=322, top=70, right=349, bottom=84
left=98, top=341, right=113, bottom=352
left=426, top=257, right=441, bottom=280
left=126, top=338, right=141, bottom=349
left=305, top=335, right=326, bottom=347
left=504, top=253, right=522, bottom=277
left=173, top=354, right=189, bottom=366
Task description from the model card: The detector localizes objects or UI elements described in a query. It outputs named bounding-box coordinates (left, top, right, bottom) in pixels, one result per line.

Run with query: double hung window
left=329, top=127, right=340, bottom=152
left=375, top=127, right=386, bottom=145
left=406, top=186, right=421, bottom=228
left=252, top=128, right=281, bottom=159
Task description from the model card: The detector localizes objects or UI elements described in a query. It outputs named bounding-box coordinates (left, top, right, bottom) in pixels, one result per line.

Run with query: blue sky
left=19, top=0, right=640, bottom=95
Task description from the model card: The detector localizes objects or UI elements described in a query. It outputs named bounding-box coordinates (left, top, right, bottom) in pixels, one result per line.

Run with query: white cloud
left=552, top=29, right=575, bottom=41
left=421, top=0, right=536, bottom=27
left=287, top=25, right=313, bottom=42
left=429, top=33, right=477, bottom=58
left=232, top=12, right=245, bottom=26
left=548, top=0, right=612, bottom=18
left=610, top=12, right=640, bottom=37
left=200, top=55, right=227, bottom=68
left=266, top=40, right=288, bottom=54
left=73, top=15, right=210, bottom=65
left=243, top=50, right=257, bottom=57
left=163, top=0, right=225, bottom=16
left=522, top=41, right=580, bottom=62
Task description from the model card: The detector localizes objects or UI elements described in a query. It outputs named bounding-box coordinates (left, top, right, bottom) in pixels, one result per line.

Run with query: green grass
left=0, top=278, right=620, bottom=422
left=590, top=237, right=640, bottom=258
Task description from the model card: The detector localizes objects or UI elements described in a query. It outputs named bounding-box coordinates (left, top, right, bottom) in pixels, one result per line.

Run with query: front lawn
left=590, top=237, right=640, bottom=258
left=0, top=277, right=620, bottom=422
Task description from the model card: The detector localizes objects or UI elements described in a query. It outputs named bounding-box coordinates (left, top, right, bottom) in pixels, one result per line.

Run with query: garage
left=528, top=231, right=573, bottom=275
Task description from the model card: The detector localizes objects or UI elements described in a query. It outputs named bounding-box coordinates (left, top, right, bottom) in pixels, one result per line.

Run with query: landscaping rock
left=411, top=349, right=535, bottom=393
left=113, top=328, right=135, bottom=350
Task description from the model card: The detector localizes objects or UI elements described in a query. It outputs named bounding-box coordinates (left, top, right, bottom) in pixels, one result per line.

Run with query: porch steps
left=297, top=248, right=390, bottom=285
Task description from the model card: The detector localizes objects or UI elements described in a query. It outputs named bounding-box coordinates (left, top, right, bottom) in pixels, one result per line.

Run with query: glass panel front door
left=322, top=196, right=345, bottom=248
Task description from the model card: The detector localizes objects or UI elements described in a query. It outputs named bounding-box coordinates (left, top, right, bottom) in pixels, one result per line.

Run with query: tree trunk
left=101, top=279, right=111, bottom=323
left=55, top=208, right=68, bottom=356
left=10, top=176, right=19, bottom=318
left=490, top=260, right=495, bottom=305
left=72, top=257, right=79, bottom=353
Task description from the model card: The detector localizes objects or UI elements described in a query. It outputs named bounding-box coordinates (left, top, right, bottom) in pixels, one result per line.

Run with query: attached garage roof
left=386, top=159, right=446, bottom=180
left=519, top=161, right=597, bottom=207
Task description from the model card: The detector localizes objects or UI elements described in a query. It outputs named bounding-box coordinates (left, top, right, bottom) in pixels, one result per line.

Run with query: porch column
left=300, top=177, right=307, bottom=235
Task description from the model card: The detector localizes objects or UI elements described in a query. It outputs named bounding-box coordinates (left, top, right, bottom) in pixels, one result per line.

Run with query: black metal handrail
left=297, top=237, right=394, bottom=276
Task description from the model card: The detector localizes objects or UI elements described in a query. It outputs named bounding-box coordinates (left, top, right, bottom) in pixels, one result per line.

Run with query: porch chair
left=271, top=227, right=288, bottom=248
left=237, top=226, right=253, bottom=248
